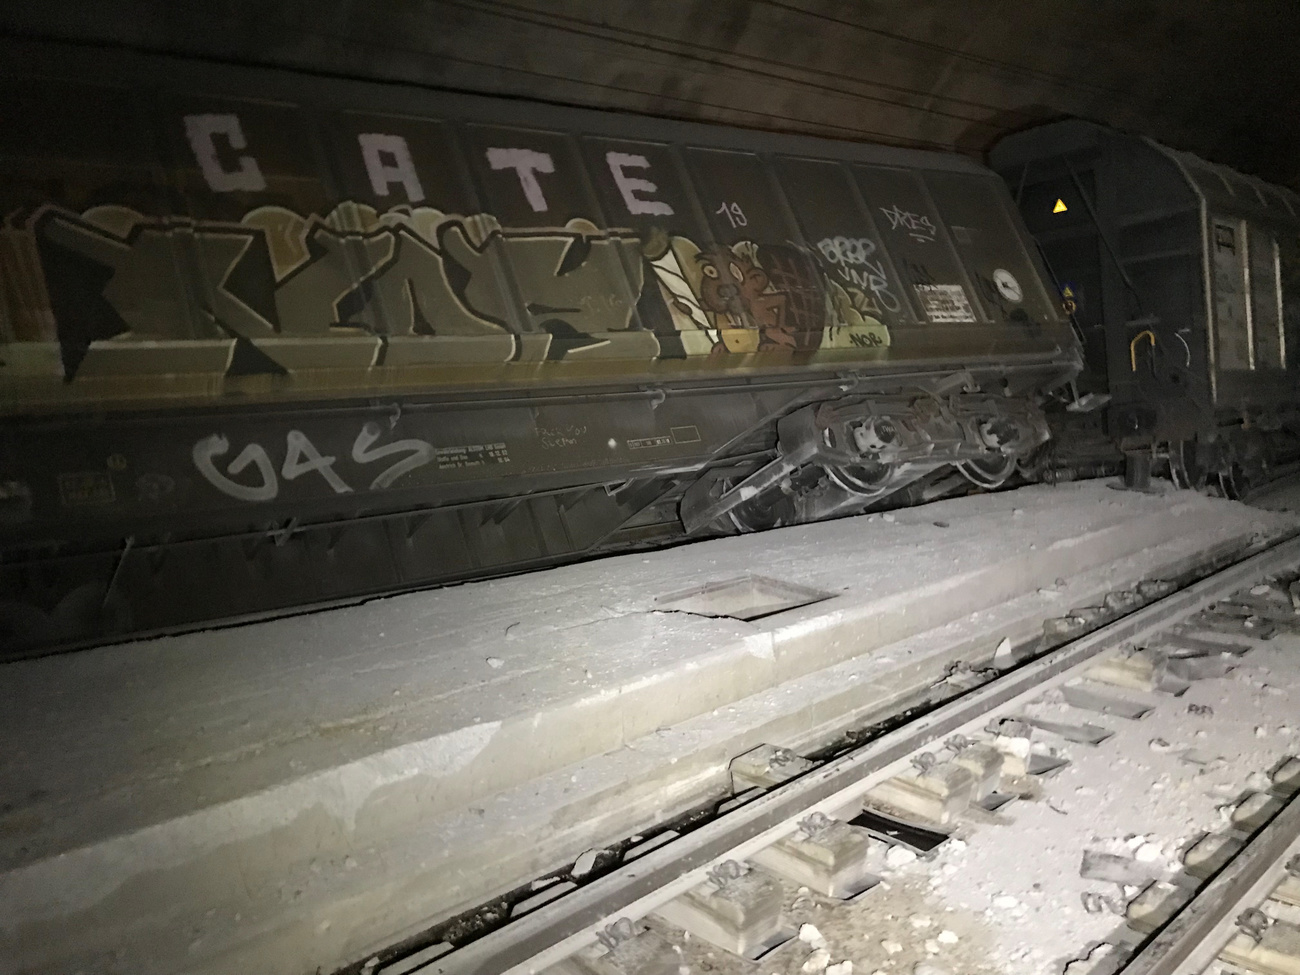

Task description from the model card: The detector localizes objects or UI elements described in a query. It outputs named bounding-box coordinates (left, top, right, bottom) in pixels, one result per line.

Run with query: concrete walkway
left=1, top=481, right=1292, bottom=974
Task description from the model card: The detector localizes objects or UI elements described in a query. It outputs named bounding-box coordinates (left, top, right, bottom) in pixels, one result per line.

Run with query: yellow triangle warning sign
left=1053, top=198, right=1069, bottom=213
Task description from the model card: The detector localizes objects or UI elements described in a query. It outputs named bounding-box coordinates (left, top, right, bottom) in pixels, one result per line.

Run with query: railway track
left=342, top=535, right=1300, bottom=975
left=1118, top=779, right=1300, bottom=975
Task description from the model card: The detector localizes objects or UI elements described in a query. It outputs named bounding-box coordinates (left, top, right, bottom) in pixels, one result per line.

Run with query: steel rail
left=416, top=533, right=1300, bottom=975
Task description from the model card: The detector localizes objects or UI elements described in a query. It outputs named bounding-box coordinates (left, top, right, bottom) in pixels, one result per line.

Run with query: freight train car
left=0, top=39, right=1079, bottom=656
left=991, top=120, right=1300, bottom=493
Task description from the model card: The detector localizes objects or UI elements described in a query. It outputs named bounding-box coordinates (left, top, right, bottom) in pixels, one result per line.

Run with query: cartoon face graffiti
left=692, top=242, right=826, bottom=353
left=695, top=244, right=775, bottom=325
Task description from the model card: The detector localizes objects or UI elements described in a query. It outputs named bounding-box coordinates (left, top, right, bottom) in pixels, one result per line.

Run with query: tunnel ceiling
left=6, top=0, right=1300, bottom=188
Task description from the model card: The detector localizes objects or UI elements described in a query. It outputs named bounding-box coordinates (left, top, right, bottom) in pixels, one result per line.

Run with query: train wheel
left=1217, top=463, right=1247, bottom=501
left=721, top=478, right=794, bottom=533
left=957, top=454, right=1017, bottom=489
left=825, top=462, right=895, bottom=499
left=1169, top=440, right=1209, bottom=490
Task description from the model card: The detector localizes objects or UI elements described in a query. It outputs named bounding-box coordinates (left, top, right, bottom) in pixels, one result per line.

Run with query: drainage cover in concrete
left=655, top=575, right=832, bottom=621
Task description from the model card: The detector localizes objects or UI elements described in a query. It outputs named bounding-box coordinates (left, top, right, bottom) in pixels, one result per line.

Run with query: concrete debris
left=885, top=845, right=918, bottom=868
left=798, top=923, right=828, bottom=951
left=1079, top=850, right=1161, bottom=886
left=994, top=637, right=1014, bottom=668
left=571, top=848, right=601, bottom=879
left=801, top=948, right=831, bottom=972
left=1133, top=842, right=1163, bottom=863
left=987, top=719, right=1033, bottom=763
left=825, top=962, right=853, bottom=975
left=1246, top=770, right=1273, bottom=791
left=791, top=886, right=815, bottom=912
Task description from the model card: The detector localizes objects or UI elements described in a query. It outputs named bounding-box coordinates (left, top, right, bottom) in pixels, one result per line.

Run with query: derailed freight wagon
left=991, top=120, right=1300, bottom=492
left=0, top=39, right=1079, bottom=655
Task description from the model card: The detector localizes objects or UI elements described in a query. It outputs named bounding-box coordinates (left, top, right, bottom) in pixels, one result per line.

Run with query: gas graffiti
left=192, top=421, right=511, bottom=502
left=14, top=200, right=891, bottom=381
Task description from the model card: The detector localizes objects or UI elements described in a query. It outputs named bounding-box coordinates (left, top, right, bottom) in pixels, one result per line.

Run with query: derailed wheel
left=957, top=454, right=1017, bottom=489
left=1169, top=440, right=1209, bottom=490
left=825, top=461, right=895, bottom=499
left=720, top=477, right=795, bottom=533
left=1217, top=463, right=1248, bottom=501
